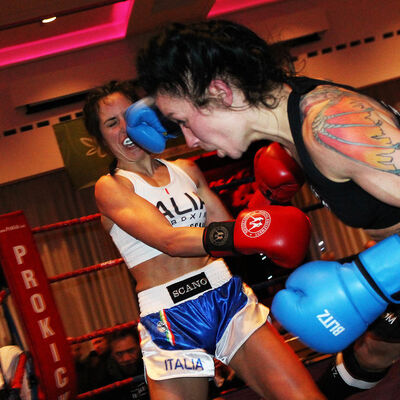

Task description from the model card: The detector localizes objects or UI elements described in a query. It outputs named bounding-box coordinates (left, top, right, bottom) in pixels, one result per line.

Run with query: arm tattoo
left=301, top=88, right=400, bottom=175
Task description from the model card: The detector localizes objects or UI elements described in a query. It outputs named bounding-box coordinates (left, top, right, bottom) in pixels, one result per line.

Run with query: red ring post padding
left=11, top=352, right=27, bottom=391
left=0, top=211, right=77, bottom=399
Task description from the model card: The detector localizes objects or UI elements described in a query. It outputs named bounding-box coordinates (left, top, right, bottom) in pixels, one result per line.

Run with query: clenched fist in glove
left=125, top=97, right=177, bottom=153
left=254, top=142, right=305, bottom=204
left=272, top=234, right=400, bottom=353
left=203, top=205, right=311, bottom=269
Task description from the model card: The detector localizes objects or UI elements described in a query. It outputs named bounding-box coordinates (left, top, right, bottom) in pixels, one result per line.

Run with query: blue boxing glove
left=271, top=234, right=400, bottom=354
left=125, top=97, right=177, bottom=153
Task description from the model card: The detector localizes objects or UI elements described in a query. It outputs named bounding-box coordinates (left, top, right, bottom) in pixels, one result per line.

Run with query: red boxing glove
left=203, top=206, right=311, bottom=268
left=254, top=142, right=305, bottom=204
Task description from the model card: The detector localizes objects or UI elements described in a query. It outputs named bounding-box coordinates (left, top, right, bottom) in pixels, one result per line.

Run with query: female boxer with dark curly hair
left=136, top=19, right=400, bottom=400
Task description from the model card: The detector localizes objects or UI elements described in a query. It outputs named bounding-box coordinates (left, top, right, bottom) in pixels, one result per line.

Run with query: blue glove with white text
left=271, top=234, right=400, bottom=353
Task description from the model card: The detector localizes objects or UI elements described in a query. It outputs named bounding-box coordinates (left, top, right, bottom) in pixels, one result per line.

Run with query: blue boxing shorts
left=137, top=259, right=269, bottom=380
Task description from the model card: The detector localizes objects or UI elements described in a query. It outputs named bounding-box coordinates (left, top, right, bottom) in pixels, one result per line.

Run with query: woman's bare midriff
left=130, top=253, right=215, bottom=293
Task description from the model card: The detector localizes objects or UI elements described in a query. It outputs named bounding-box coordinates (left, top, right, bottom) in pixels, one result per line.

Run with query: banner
left=0, top=211, right=77, bottom=399
left=53, top=118, right=113, bottom=190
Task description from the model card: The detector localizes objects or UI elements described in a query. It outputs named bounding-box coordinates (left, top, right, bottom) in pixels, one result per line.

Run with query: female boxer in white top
left=83, top=80, right=325, bottom=400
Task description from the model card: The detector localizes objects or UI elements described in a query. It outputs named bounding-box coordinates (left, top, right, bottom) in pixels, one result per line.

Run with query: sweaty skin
left=301, top=87, right=400, bottom=175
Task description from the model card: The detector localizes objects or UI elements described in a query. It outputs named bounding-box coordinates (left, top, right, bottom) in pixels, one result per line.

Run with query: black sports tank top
left=287, top=76, right=400, bottom=229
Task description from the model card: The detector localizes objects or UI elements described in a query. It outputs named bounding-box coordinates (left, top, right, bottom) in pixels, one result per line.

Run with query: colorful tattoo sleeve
left=301, top=88, right=400, bottom=175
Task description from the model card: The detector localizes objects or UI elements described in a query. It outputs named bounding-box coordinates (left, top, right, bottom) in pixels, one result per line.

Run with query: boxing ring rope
left=0, top=172, right=328, bottom=399
left=76, top=376, right=145, bottom=399
left=209, top=176, right=255, bottom=192
left=48, top=258, right=124, bottom=284
left=67, top=321, right=138, bottom=345
left=31, top=213, right=101, bottom=234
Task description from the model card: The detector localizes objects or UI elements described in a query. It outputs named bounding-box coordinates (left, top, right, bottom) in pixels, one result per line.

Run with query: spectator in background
left=79, top=335, right=111, bottom=393
left=107, top=327, right=144, bottom=379
left=103, top=327, right=149, bottom=400
left=69, top=342, right=87, bottom=392
left=70, top=342, right=84, bottom=363
left=91, top=336, right=110, bottom=358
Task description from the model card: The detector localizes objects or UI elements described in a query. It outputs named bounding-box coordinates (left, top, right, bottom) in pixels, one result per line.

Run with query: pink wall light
left=0, top=0, right=134, bottom=69
left=208, top=0, right=283, bottom=17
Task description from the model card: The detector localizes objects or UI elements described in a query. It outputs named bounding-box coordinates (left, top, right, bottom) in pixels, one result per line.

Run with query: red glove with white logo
left=203, top=206, right=311, bottom=268
left=254, top=142, right=305, bottom=204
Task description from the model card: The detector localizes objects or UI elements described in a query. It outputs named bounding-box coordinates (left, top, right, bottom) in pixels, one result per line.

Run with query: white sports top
left=109, top=160, right=207, bottom=268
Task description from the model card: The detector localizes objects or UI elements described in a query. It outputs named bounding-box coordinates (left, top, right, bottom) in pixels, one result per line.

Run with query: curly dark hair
left=83, top=80, right=140, bottom=150
left=137, top=20, right=295, bottom=109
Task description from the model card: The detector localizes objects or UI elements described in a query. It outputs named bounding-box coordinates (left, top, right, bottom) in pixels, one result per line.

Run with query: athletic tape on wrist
left=203, top=222, right=236, bottom=257
left=335, top=346, right=389, bottom=389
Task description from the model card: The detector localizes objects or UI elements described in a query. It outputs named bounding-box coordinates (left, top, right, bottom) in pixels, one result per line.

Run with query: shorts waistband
left=138, top=260, right=231, bottom=317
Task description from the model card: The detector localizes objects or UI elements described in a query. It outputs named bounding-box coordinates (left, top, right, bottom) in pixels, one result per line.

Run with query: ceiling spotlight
left=41, top=16, right=57, bottom=24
